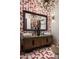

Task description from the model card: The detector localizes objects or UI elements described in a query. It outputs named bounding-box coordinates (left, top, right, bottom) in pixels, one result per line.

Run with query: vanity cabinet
left=22, top=35, right=53, bottom=51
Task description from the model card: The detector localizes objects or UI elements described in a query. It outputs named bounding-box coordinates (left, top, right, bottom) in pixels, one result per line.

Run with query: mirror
left=23, top=10, right=48, bottom=31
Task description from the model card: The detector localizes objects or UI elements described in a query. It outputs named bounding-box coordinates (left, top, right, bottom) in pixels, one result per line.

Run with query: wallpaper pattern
left=20, top=0, right=57, bottom=33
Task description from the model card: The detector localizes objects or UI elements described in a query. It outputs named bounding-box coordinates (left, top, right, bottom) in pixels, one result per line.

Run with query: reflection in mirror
left=23, top=11, right=47, bottom=31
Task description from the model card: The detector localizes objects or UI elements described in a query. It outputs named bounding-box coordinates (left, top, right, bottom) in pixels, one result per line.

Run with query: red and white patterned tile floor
left=20, top=47, right=56, bottom=59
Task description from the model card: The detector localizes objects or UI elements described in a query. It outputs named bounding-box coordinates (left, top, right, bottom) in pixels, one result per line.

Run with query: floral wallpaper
left=20, top=0, right=58, bottom=33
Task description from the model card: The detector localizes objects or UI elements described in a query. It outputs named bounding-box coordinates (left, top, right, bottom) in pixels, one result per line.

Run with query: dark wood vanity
left=22, top=35, right=53, bottom=52
left=21, top=10, right=51, bottom=52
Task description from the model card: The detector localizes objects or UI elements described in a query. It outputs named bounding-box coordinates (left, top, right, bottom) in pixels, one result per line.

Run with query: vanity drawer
left=22, top=39, right=33, bottom=50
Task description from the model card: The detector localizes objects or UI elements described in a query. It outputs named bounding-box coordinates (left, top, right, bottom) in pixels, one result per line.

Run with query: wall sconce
left=52, top=16, right=55, bottom=19
left=43, top=0, right=55, bottom=9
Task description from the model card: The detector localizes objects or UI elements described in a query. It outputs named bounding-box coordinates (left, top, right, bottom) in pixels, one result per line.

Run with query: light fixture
left=36, top=0, right=58, bottom=13
left=43, top=0, right=55, bottom=10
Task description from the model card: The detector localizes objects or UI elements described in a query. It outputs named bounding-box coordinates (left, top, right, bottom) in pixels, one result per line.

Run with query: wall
left=51, top=4, right=59, bottom=44
left=20, top=0, right=58, bottom=37
left=20, top=0, right=52, bottom=33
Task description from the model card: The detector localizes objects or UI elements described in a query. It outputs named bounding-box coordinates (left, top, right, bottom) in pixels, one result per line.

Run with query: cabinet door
left=47, top=37, right=53, bottom=44
left=34, top=38, right=47, bottom=47
left=42, top=38, right=47, bottom=45
left=23, top=39, right=33, bottom=50
left=34, top=38, right=42, bottom=47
